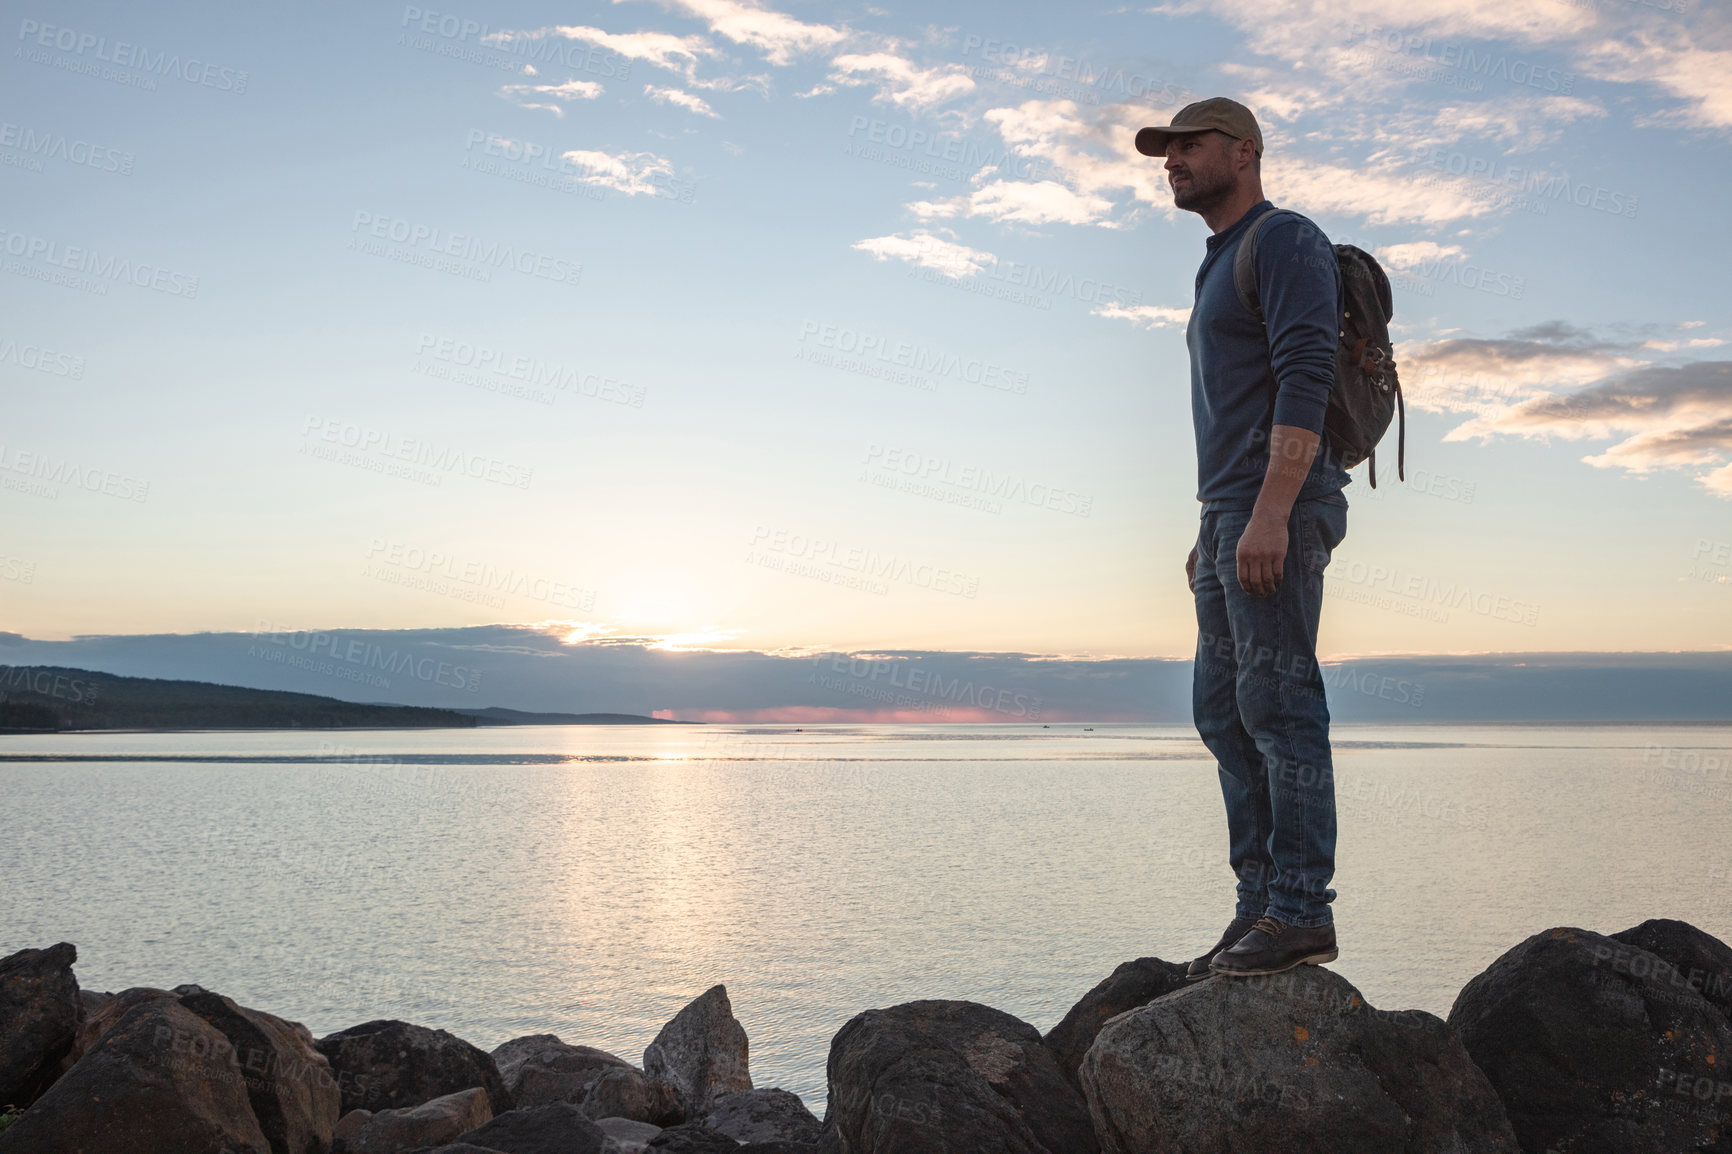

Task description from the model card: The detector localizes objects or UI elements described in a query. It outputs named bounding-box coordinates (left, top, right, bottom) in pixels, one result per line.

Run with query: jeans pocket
left=1299, top=500, right=1347, bottom=573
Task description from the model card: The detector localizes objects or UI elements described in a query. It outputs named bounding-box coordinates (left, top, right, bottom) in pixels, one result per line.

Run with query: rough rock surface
left=489, top=1034, right=632, bottom=1109
left=331, top=1085, right=492, bottom=1152
left=643, top=985, right=752, bottom=1116
left=0, top=942, right=82, bottom=1109
left=454, top=1101, right=610, bottom=1153
left=72, top=985, right=178, bottom=1063
left=816, top=999, right=1099, bottom=1154
left=0, top=997, right=271, bottom=1154
left=316, top=1019, right=513, bottom=1117
left=1612, top=917, right=1732, bottom=1022
left=332, top=1108, right=373, bottom=1146
left=583, top=1064, right=687, bottom=1125
left=645, top=1122, right=741, bottom=1151
left=1450, top=923, right=1732, bottom=1153
left=68, top=983, right=221, bottom=1065
left=703, top=1088, right=821, bottom=1144
left=178, top=987, right=342, bottom=1154
left=594, top=1115, right=662, bottom=1153
left=1082, top=964, right=1518, bottom=1154
left=1041, top=956, right=1188, bottom=1094
left=0, top=982, right=341, bottom=1154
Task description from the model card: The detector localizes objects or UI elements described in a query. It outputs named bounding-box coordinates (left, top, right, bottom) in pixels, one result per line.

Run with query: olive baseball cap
left=1135, top=97, right=1264, bottom=157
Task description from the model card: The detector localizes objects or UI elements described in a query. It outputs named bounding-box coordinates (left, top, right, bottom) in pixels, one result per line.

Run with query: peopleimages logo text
left=301, top=417, right=534, bottom=489
left=1344, top=23, right=1573, bottom=93
left=0, top=122, right=133, bottom=174
left=349, top=212, right=582, bottom=287
left=0, top=227, right=199, bottom=297
left=16, top=19, right=249, bottom=92
left=799, top=322, right=1028, bottom=394
left=250, top=622, right=485, bottom=692
left=402, top=7, right=631, bottom=77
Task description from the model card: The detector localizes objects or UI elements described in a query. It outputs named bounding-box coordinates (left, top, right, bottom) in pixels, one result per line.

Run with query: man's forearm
left=1251, top=424, right=1320, bottom=526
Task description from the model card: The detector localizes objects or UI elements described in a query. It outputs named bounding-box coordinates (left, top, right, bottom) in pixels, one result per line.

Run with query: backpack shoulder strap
left=1231, top=206, right=1306, bottom=322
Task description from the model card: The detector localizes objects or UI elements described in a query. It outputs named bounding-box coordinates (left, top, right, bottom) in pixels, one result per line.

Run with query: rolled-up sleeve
left=1256, top=217, right=1341, bottom=434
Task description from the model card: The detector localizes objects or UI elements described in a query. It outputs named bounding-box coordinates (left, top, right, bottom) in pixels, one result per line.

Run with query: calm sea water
left=3, top=723, right=1729, bottom=1112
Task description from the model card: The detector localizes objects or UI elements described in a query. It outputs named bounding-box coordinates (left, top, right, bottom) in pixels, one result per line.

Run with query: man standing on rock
left=1136, top=99, right=1349, bottom=977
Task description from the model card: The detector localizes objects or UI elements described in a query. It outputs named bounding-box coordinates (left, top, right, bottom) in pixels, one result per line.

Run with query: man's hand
left=1186, top=545, right=1198, bottom=593
left=1237, top=423, right=1320, bottom=596
left=1236, top=513, right=1287, bottom=596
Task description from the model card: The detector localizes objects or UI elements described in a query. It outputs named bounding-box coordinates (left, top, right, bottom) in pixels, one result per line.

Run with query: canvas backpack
left=1232, top=207, right=1405, bottom=487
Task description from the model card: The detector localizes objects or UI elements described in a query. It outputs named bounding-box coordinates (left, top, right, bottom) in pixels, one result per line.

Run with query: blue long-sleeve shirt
left=1186, top=200, right=1349, bottom=510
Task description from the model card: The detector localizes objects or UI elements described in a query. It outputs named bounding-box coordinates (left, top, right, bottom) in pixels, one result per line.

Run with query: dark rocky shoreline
left=2, top=919, right=1728, bottom=1153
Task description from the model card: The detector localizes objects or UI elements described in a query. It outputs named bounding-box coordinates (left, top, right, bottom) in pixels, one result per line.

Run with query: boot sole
left=1209, top=947, right=1338, bottom=977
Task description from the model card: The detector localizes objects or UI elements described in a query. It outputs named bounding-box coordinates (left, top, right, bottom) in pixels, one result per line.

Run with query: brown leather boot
left=1209, top=915, right=1338, bottom=977
left=1185, top=915, right=1260, bottom=981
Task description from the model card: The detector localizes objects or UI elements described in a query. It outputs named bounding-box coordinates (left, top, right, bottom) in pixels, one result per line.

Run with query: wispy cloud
left=485, top=22, right=761, bottom=91
left=1399, top=320, right=1732, bottom=495
left=852, top=228, right=995, bottom=276
left=499, top=78, right=605, bottom=116
left=644, top=83, right=720, bottom=116
left=560, top=147, right=679, bottom=195
left=1578, top=29, right=1732, bottom=132
left=495, top=23, right=707, bottom=70
left=1093, top=303, right=1192, bottom=329
left=639, top=0, right=848, bottom=65
left=827, top=51, right=975, bottom=113
left=1466, top=361, right=1732, bottom=496
left=1377, top=241, right=1467, bottom=270
left=911, top=179, right=1117, bottom=227
left=1169, top=0, right=1731, bottom=138
left=977, top=99, right=1171, bottom=223
left=1400, top=322, right=1643, bottom=415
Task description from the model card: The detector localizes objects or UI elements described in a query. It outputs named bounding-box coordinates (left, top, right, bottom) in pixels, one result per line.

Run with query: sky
left=4, top=0, right=1731, bottom=668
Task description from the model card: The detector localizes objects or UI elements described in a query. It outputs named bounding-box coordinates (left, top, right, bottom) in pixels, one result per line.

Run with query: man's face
left=1163, top=131, right=1245, bottom=213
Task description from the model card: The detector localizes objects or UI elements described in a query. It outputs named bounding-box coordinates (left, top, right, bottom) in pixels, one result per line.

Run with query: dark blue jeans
left=1191, top=493, right=1347, bottom=929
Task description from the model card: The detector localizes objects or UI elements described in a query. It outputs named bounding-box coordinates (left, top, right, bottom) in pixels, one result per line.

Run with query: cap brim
left=1134, top=124, right=1215, bottom=157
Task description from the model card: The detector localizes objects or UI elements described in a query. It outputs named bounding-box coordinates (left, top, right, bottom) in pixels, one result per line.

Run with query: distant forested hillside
left=0, top=666, right=478, bottom=731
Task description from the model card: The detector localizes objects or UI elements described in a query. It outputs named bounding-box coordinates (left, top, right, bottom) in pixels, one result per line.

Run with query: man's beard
left=1172, top=167, right=1234, bottom=213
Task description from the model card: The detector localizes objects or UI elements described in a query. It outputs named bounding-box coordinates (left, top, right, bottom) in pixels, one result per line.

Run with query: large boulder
left=703, top=1088, right=821, bottom=1144
left=0, top=998, right=270, bottom=1154
left=489, top=1034, right=631, bottom=1109
left=1042, top=956, right=1188, bottom=1094
left=817, top=999, right=1098, bottom=1154
left=177, top=987, right=343, bottom=1154
left=0, top=942, right=82, bottom=1109
left=643, top=985, right=752, bottom=1116
left=315, top=1019, right=512, bottom=1117
left=1450, top=923, right=1732, bottom=1153
left=584, top=1064, right=687, bottom=1125
left=330, top=1085, right=492, bottom=1152
left=0, top=983, right=340, bottom=1154
left=454, top=1101, right=610, bottom=1153
left=1082, top=964, right=1518, bottom=1153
